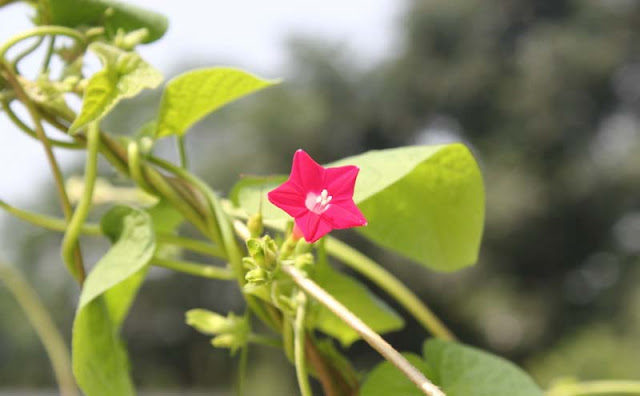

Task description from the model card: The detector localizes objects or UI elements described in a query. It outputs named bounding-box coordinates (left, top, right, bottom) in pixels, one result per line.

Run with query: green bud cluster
left=243, top=235, right=279, bottom=288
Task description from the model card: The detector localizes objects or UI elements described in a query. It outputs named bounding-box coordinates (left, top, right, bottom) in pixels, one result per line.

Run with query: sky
left=0, top=0, right=400, bottom=205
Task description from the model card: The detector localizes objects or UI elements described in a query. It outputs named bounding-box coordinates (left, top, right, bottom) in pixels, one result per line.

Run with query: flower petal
left=323, top=165, right=359, bottom=200
left=290, top=149, right=324, bottom=192
left=295, top=211, right=333, bottom=243
left=324, top=200, right=368, bottom=229
left=267, top=181, right=307, bottom=217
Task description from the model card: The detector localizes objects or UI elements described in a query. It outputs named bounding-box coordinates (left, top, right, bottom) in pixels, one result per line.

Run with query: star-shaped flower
left=268, top=149, right=367, bottom=243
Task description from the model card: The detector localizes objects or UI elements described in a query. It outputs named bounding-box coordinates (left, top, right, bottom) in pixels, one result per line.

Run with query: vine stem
left=282, top=264, right=445, bottom=396
left=325, top=237, right=455, bottom=341
left=1, top=60, right=86, bottom=282
left=294, top=292, right=313, bottom=396
left=546, top=380, right=640, bottom=396
left=177, top=135, right=189, bottom=169
left=0, top=200, right=227, bottom=259
left=0, top=25, right=85, bottom=58
left=151, top=257, right=235, bottom=280
left=0, top=262, right=78, bottom=396
left=61, top=122, right=100, bottom=284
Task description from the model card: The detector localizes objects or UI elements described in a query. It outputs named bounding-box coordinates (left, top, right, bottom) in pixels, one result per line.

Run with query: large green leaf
left=309, top=248, right=404, bottom=347
left=47, top=0, right=168, bottom=43
left=155, top=67, right=279, bottom=137
left=423, top=340, right=543, bottom=396
left=231, top=144, right=485, bottom=272
left=72, top=205, right=156, bottom=396
left=69, top=42, right=163, bottom=134
left=359, top=353, right=433, bottom=396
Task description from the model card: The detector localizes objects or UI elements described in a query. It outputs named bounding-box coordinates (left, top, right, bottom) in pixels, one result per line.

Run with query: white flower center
left=305, top=189, right=332, bottom=214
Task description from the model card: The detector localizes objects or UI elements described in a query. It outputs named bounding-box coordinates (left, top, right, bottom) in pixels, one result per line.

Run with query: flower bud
left=185, top=309, right=243, bottom=335
left=247, top=213, right=264, bottom=237
left=245, top=267, right=270, bottom=285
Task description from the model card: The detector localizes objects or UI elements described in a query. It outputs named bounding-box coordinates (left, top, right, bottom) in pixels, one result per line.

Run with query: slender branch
left=247, top=333, right=282, bottom=349
left=237, top=338, right=248, bottom=396
left=282, top=264, right=445, bottom=396
left=177, top=135, right=189, bottom=169
left=11, top=35, right=44, bottom=70
left=294, top=292, right=313, bottom=396
left=41, top=35, right=56, bottom=73
left=0, top=262, right=78, bottom=396
left=151, top=257, right=235, bottom=280
left=326, top=237, right=455, bottom=341
left=0, top=200, right=227, bottom=259
left=1, top=60, right=85, bottom=282
left=0, top=26, right=85, bottom=58
left=61, top=123, right=100, bottom=284
left=158, top=234, right=226, bottom=258
left=546, top=380, right=640, bottom=396
left=1, top=101, right=82, bottom=149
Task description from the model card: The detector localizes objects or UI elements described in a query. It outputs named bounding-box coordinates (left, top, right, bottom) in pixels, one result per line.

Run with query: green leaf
left=231, top=144, right=485, bottom=272
left=310, top=248, right=404, bottom=347
left=69, top=42, right=163, bottom=134
left=72, top=205, right=156, bottom=396
left=47, top=0, right=168, bottom=43
left=423, top=340, right=543, bottom=396
left=156, top=67, right=279, bottom=138
left=73, top=297, right=134, bottom=396
left=359, top=353, right=432, bottom=396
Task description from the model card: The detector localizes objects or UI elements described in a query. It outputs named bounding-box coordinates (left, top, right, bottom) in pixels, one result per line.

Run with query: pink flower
left=268, top=150, right=367, bottom=243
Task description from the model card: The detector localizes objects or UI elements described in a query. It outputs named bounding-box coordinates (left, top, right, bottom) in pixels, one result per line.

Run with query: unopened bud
left=245, top=267, right=270, bottom=285
left=247, top=213, right=263, bottom=237
left=185, top=309, right=242, bottom=335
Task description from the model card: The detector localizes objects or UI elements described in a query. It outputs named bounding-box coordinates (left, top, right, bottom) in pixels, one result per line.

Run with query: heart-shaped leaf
left=156, top=67, right=279, bottom=137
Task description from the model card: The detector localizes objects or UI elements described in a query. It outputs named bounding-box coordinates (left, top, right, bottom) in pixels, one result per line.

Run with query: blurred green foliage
left=2, top=0, right=640, bottom=392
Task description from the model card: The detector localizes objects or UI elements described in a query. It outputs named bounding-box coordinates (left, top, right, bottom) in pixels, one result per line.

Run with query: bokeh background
left=1, top=0, right=640, bottom=394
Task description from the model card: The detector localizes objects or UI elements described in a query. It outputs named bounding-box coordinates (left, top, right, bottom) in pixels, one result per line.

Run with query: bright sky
left=0, top=0, right=400, bottom=205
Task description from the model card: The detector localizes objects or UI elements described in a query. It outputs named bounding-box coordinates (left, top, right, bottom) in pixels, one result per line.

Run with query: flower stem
left=282, top=264, right=445, bottom=396
left=325, top=237, right=455, bottom=341
left=0, top=262, right=78, bottom=396
left=151, top=257, right=235, bottom=280
left=294, top=292, right=313, bottom=396
left=546, top=380, right=640, bottom=396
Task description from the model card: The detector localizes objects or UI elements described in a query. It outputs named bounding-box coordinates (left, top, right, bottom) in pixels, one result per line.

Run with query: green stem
left=0, top=201, right=227, bottom=259
left=547, top=381, right=640, bottom=396
left=158, top=234, right=226, bottom=258
left=0, top=26, right=85, bottom=58
left=325, top=237, right=455, bottom=341
left=294, top=292, right=313, bottom=396
left=177, top=135, right=189, bottom=169
left=1, top=101, right=82, bottom=149
left=236, top=339, right=248, bottom=396
left=0, top=262, right=78, bottom=396
left=282, top=264, right=444, bottom=396
left=12, top=35, right=44, bottom=70
left=41, top=35, right=56, bottom=73
left=148, top=156, right=280, bottom=329
left=1, top=60, right=85, bottom=282
left=248, top=333, right=282, bottom=348
left=61, top=123, right=100, bottom=284
left=148, top=155, right=223, bottom=246
left=151, top=257, right=235, bottom=280
left=0, top=200, right=99, bottom=235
